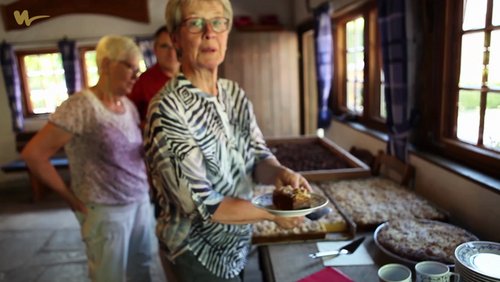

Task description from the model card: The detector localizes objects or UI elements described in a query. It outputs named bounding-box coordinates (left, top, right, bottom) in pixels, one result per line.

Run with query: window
left=345, top=17, right=365, bottom=114
left=18, top=46, right=149, bottom=116
left=457, top=0, right=500, bottom=152
left=17, top=50, right=68, bottom=115
left=80, top=47, right=99, bottom=88
left=80, top=48, right=147, bottom=88
left=421, top=0, right=500, bottom=176
left=333, top=3, right=386, bottom=130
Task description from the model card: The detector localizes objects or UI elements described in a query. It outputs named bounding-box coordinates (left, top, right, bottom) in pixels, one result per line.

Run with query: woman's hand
left=273, top=215, right=304, bottom=229
left=275, top=166, right=312, bottom=191
left=69, top=198, right=89, bottom=215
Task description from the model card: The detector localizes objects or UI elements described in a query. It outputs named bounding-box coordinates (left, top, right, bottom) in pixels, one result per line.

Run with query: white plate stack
left=454, top=241, right=500, bottom=282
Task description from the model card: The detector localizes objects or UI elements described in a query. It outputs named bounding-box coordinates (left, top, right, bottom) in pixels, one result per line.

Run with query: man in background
left=129, top=26, right=180, bottom=126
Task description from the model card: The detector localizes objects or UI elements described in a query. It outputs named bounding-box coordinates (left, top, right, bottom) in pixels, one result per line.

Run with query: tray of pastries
left=251, top=184, right=355, bottom=244
left=266, top=136, right=371, bottom=181
left=374, top=218, right=478, bottom=265
left=319, top=177, right=448, bottom=231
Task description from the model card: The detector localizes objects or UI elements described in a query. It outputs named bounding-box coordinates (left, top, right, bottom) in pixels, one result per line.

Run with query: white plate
left=251, top=192, right=328, bottom=217
left=455, top=241, right=500, bottom=279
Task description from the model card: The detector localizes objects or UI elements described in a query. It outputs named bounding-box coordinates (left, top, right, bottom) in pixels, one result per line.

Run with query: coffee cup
left=378, top=263, right=412, bottom=282
left=415, top=261, right=461, bottom=282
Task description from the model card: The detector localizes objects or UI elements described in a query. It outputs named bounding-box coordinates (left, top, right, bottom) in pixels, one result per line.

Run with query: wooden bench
left=1, top=156, right=69, bottom=202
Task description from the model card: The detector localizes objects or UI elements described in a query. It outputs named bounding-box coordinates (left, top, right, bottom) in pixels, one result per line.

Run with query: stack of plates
left=454, top=241, right=500, bottom=282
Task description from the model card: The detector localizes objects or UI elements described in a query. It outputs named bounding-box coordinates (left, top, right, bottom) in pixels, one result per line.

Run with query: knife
left=309, top=236, right=365, bottom=258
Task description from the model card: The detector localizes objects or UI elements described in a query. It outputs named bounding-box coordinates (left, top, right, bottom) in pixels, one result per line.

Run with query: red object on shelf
left=233, top=15, right=253, bottom=28
left=259, top=14, right=280, bottom=25
left=297, top=267, right=354, bottom=282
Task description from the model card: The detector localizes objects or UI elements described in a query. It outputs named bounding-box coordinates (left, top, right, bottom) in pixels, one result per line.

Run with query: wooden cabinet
left=221, top=31, right=300, bottom=137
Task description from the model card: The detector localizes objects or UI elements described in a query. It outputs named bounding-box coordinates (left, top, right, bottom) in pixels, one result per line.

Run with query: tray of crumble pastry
left=374, top=218, right=478, bottom=266
left=319, top=177, right=448, bottom=231
left=251, top=184, right=356, bottom=245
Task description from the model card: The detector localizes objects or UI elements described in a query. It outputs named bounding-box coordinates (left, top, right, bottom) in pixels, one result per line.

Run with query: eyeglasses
left=181, top=17, right=230, bottom=34
left=117, top=60, right=141, bottom=77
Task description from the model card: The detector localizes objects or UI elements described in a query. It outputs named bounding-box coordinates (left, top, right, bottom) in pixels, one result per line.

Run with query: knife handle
left=309, top=250, right=341, bottom=258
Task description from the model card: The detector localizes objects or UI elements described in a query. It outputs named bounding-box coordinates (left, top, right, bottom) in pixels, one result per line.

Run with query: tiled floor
left=0, top=177, right=263, bottom=282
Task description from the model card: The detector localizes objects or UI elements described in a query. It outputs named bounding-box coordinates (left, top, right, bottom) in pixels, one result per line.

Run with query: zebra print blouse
left=144, top=74, right=273, bottom=278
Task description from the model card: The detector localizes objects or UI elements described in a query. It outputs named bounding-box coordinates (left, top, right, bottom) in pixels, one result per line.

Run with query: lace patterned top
left=49, top=89, right=149, bottom=205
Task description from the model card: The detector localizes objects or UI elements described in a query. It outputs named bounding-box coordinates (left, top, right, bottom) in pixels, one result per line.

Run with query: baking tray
left=266, top=136, right=371, bottom=182
left=251, top=184, right=356, bottom=245
left=318, top=177, right=449, bottom=231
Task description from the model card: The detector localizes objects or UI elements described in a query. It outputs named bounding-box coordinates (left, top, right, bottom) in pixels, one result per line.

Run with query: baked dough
left=320, top=177, right=446, bottom=228
left=376, top=219, right=478, bottom=264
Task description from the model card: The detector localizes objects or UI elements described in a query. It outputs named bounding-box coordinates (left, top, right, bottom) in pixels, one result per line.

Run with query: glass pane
left=355, top=17, right=364, bottom=49
left=380, top=69, right=387, bottom=119
left=463, top=0, right=487, bottom=30
left=355, top=51, right=365, bottom=82
left=347, top=53, right=356, bottom=80
left=346, top=81, right=356, bottom=112
left=345, top=16, right=365, bottom=115
left=487, top=31, right=500, bottom=89
left=484, top=93, right=500, bottom=151
left=84, top=51, right=99, bottom=87
left=346, top=21, right=355, bottom=49
left=24, top=53, right=68, bottom=114
left=456, top=90, right=480, bottom=144
left=459, top=32, right=485, bottom=88
left=355, top=82, right=364, bottom=113
left=493, top=0, right=500, bottom=26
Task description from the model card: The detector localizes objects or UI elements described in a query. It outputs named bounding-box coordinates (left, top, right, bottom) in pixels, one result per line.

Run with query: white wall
left=0, top=0, right=294, bottom=182
left=326, top=120, right=500, bottom=242
left=410, top=156, right=500, bottom=242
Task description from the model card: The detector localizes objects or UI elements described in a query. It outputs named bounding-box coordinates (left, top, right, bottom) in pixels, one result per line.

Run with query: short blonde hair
left=165, top=0, right=233, bottom=34
left=95, top=35, right=142, bottom=73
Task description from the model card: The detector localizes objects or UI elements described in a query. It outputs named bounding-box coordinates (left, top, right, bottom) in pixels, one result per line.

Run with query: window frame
left=332, top=2, right=386, bottom=132
left=419, top=0, right=500, bottom=177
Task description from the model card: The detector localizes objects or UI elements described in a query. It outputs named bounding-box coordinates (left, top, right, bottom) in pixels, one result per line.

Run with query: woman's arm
left=214, top=158, right=310, bottom=227
left=211, top=197, right=303, bottom=228
left=21, top=123, right=87, bottom=213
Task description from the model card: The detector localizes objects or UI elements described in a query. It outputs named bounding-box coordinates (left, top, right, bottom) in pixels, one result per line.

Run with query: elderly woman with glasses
left=21, top=35, right=153, bottom=282
left=144, top=0, right=311, bottom=281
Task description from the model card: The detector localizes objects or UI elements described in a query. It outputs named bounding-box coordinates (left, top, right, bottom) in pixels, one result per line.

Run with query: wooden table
left=258, top=233, right=404, bottom=282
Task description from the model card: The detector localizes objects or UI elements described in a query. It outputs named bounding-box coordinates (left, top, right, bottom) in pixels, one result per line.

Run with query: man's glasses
left=181, top=17, right=230, bottom=34
left=117, top=60, right=141, bottom=77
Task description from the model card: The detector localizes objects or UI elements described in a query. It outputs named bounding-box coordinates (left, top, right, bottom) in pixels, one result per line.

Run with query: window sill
left=334, top=118, right=500, bottom=194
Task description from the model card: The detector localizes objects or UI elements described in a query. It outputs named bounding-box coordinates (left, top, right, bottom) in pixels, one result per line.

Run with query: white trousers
left=75, top=196, right=153, bottom=282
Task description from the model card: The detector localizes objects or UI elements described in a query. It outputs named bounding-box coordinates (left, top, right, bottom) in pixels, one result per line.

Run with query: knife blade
left=309, top=236, right=365, bottom=258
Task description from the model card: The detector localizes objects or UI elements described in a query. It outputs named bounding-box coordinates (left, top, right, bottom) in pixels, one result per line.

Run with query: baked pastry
left=272, top=185, right=311, bottom=210
left=252, top=185, right=347, bottom=241
left=376, top=219, right=478, bottom=264
left=320, top=177, right=446, bottom=229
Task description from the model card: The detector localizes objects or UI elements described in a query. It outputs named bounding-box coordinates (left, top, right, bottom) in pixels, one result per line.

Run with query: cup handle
left=450, top=272, right=461, bottom=282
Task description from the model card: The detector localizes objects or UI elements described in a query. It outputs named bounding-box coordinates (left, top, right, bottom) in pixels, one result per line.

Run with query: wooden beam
left=1, top=0, right=149, bottom=31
